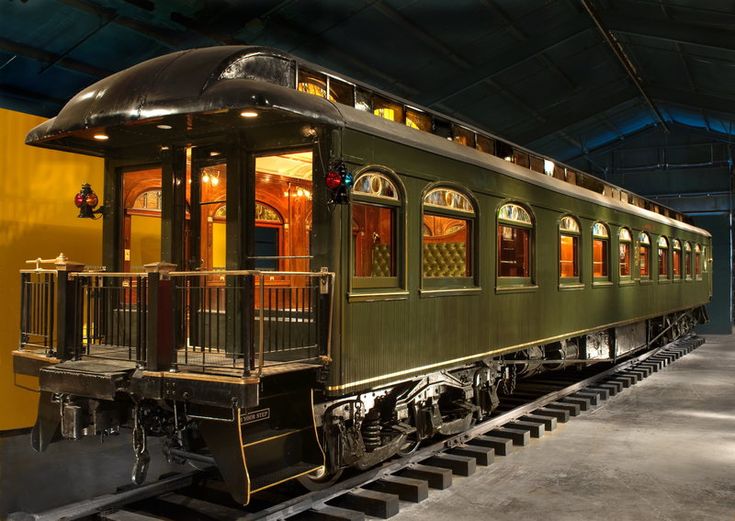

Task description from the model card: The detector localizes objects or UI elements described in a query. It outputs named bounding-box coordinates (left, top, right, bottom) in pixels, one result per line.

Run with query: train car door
left=121, top=167, right=163, bottom=272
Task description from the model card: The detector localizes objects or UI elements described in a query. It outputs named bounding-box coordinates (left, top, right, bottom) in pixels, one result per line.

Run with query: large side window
left=672, top=239, right=682, bottom=279
left=658, top=236, right=669, bottom=279
left=592, top=222, right=610, bottom=281
left=497, top=203, right=533, bottom=284
left=639, top=232, right=651, bottom=280
left=559, top=216, right=580, bottom=283
left=619, top=228, right=632, bottom=280
left=422, top=187, right=475, bottom=283
left=352, top=171, right=401, bottom=288
left=695, top=244, right=702, bottom=278
left=684, top=241, right=692, bottom=279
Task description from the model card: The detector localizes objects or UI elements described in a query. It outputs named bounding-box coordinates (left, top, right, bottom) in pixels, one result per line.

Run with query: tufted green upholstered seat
left=371, top=244, right=392, bottom=277
left=423, top=242, right=467, bottom=277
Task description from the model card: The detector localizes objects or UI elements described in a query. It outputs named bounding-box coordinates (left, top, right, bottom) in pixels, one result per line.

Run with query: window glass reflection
left=498, top=224, right=530, bottom=277
left=353, top=203, right=396, bottom=277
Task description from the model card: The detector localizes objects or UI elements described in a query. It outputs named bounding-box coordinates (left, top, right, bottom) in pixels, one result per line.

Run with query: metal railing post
left=19, top=272, right=29, bottom=349
left=54, top=257, right=84, bottom=360
left=257, top=273, right=265, bottom=376
left=144, top=262, right=177, bottom=371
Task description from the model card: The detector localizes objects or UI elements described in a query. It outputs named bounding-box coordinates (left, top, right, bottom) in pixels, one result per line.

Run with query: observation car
left=13, top=46, right=711, bottom=504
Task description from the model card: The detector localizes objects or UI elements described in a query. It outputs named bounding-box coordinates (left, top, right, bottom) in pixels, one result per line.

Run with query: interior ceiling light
left=240, top=110, right=259, bottom=118
left=156, top=124, right=173, bottom=130
left=93, top=133, right=109, bottom=141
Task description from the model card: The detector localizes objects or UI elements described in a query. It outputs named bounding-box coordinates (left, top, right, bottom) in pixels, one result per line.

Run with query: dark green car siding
left=325, top=129, right=711, bottom=395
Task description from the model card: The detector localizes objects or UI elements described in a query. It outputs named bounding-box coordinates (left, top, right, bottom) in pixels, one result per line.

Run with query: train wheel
left=297, top=466, right=344, bottom=491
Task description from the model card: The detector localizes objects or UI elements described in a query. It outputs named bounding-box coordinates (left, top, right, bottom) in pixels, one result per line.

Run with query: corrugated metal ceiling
left=1, top=0, right=733, bottom=166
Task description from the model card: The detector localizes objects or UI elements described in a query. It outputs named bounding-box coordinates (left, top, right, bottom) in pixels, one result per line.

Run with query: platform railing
left=171, top=269, right=334, bottom=376
left=19, top=269, right=57, bottom=353
left=18, top=260, right=335, bottom=376
left=70, top=272, right=149, bottom=364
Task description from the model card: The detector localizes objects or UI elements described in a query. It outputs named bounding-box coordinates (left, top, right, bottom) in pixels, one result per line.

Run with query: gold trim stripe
left=326, top=303, right=705, bottom=392
left=243, top=427, right=309, bottom=448
left=249, top=465, right=324, bottom=494
left=236, top=408, right=251, bottom=505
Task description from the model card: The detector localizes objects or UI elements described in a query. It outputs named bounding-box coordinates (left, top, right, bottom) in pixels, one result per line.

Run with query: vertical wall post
left=144, top=262, right=177, bottom=371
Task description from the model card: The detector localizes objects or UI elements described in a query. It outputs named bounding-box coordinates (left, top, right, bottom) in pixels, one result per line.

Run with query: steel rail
left=7, top=335, right=699, bottom=521
left=7, top=468, right=211, bottom=521
left=241, top=333, right=700, bottom=520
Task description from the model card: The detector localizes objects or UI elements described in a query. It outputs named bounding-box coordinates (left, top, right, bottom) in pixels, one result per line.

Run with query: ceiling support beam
left=59, top=0, right=198, bottom=48
left=0, top=83, right=67, bottom=117
left=648, top=85, right=735, bottom=117
left=579, top=0, right=669, bottom=133
left=481, top=0, right=576, bottom=89
left=562, top=123, right=661, bottom=163
left=422, top=18, right=591, bottom=107
left=0, top=37, right=111, bottom=78
left=372, top=1, right=471, bottom=70
left=510, top=83, right=637, bottom=144
left=372, top=1, right=554, bottom=121
left=603, top=10, right=735, bottom=53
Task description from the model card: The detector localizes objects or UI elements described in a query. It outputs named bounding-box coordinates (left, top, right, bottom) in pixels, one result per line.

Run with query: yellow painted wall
left=0, top=108, right=104, bottom=430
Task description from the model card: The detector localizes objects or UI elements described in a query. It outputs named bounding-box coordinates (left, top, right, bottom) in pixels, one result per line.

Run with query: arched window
left=672, top=239, right=682, bottom=279
left=695, top=244, right=702, bottom=277
left=497, top=203, right=533, bottom=282
left=639, top=232, right=651, bottom=279
left=352, top=170, right=402, bottom=287
left=559, top=216, right=580, bottom=281
left=658, top=236, right=669, bottom=279
left=422, top=187, right=475, bottom=281
left=592, top=222, right=609, bottom=280
left=619, top=228, right=632, bottom=279
left=684, top=241, right=692, bottom=279
left=132, top=189, right=162, bottom=211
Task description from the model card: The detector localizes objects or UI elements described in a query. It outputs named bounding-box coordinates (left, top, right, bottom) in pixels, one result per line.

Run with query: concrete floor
left=0, top=426, right=187, bottom=517
left=388, top=335, right=735, bottom=521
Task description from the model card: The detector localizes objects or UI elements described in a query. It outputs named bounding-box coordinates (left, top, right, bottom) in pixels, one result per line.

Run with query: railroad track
left=10, top=334, right=704, bottom=521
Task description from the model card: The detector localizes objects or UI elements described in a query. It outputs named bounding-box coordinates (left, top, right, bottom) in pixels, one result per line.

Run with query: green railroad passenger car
left=13, top=46, right=711, bottom=504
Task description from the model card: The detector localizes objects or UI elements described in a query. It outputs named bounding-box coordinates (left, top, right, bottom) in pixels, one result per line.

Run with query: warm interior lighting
left=209, top=151, right=221, bottom=157
left=201, top=172, right=210, bottom=184
left=93, top=133, right=109, bottom=141
left=373, top=107, right=395, bottom=121
left=240, top=110, right=259, bottom=118
left=504, top=156, right=512, bottom=162
left=544, top=159, right=555, bottom=176
left=156, top=124, right=172, bottom=130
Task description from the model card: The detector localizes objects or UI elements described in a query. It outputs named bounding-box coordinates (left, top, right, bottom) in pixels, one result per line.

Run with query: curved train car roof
left=25, top=45, right=710, bottom=238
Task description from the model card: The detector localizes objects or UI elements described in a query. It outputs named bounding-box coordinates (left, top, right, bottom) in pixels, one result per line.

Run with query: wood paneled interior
left=119, top=161, right=312, bottom=287
left=560, top=235, right=578, bottom=278
left=352, top=203, right=395, bottom=277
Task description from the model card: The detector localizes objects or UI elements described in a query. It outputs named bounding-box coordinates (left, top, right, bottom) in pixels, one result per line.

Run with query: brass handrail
left=171, top=269, right=334, bottom=277
left=70, top=272, right=148, bottom=278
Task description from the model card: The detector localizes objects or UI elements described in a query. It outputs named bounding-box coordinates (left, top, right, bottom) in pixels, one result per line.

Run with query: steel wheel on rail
left=296, top=466, right=344, bottom=491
